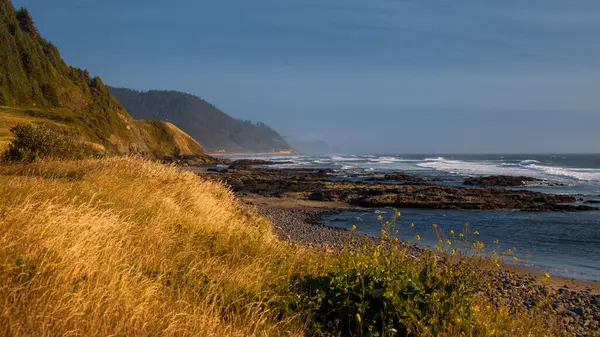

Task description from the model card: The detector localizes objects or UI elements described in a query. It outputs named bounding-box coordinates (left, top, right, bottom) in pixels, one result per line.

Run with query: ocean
left=226, top=154, right=600, bottom=281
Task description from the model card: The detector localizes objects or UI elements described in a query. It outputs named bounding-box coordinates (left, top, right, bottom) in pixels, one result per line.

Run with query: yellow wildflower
left=473, top=231, right=480, bottom=235
left=451, top=248, right=457, bottom=255
left=411, top=223, right=415, bottom=227
left=377, top=215, right=383, bottom=221
left=415, top=235, right=421, bottom=241
left=446, top=240, right=452, bottom=245
left=432, top=223, right=437, bottom=228
left=351, top=224, right=357, bottom=231
left=544, top=273, right=550, bottom=279
left=459, top=233, right=464, bottom=237
left=513, top=256, right=518, bottom=262
left=449, top=230, right=455, bottom=235
left=396, top=211, right=401, bottom=217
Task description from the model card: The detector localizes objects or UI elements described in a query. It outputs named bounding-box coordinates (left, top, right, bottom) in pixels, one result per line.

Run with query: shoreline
left=207, top=150, right=298, bottom=157
left=251, top=198, right=600, bottom=293
left=196, top=163, right=599, bottom=283
left=193, top=161, right=600, bottom=333
left=251, top=202, right=600, bottom=333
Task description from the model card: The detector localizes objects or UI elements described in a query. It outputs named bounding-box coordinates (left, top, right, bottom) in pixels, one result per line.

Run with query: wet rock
left=366, top=173, right=426, bottom=184
left=207, top=167, right=228, bottom=173
left=463, top=175, right=550, bottom=187
left=228, top=162, right=252, bottom=170
left=232, top=159, right=293, bottom=166
left=203, top=167, right=599, bottom=212
left=228, top=159, right=293, bottom=170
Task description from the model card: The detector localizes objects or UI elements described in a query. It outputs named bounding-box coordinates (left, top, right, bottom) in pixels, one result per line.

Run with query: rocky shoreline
left=205, top=162, right=599, bottom=212
left=200, top=161, right=600, bottom=335
left=256, top=205, right=599, bottom=336
left=463, top=175, right=559, bottom=187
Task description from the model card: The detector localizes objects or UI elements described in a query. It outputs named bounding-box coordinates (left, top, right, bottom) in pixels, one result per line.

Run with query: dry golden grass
left=0, top=156, right=574, bottom=336
left=0, top=157, right=315, bottom=336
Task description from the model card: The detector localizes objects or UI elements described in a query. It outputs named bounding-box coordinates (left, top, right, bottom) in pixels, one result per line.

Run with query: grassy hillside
left=110, top=87, right=295, bottom=154
left=0, top=0, right=214, bottom=161
left=0, top=106, right=51, bottom=150
left=0, top=157, right=566, bottom=336
left=0, top=157, right=308, bottom=336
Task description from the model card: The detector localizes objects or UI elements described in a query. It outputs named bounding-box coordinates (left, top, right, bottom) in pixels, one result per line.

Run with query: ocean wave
left=368, top=156, right=423, bottom=163
left=236, top=154, right=600, bottom=183
left=519, top=160, right=541, bottom=165
left=423, top=157, right=446, bottom=162
left=331, top=156, right=359, bottom=162
left=417, top=157, right=600, bottom=182
left=521, top=164, right=600, bottom=182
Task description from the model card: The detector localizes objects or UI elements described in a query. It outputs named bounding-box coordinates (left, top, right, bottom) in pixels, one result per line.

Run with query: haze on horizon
left=13, top=0, right=600, bottom=154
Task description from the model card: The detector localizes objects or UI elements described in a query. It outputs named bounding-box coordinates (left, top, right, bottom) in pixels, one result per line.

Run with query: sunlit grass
left=0, top=157, right=573, bottom=336
left=0, top=157, right=317, bottom=336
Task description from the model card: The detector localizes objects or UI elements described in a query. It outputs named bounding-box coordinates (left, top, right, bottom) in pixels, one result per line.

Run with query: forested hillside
left=110, top=88, right=294, bottom=153
left=0, top=0, right=215, bottom=162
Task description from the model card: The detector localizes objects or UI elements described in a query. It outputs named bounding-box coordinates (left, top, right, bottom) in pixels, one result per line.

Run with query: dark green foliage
left=1, top=0, right=59, bottom=107
left=24, top=109, right=74, bottom=123
left=0, top=0, right=129, bottom=143
left=3, top=123, right=101, bottom=161
left=40, top=83, right=58, bottom=105
left=279, top=243, right=478, bottom=337
left=0, top=0, right=210, bottom=159
left=109, top=87, right=293, bottom=153
left=15, top=8, right=35, bottom=34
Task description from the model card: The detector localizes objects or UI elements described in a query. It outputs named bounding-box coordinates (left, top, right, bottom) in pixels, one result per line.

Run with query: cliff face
left=110, top=88, right=294, bottom=154
left=0, top=0, right=215, bottom=162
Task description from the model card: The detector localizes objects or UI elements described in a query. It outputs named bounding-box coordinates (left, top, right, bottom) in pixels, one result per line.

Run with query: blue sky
left=13, top=0, right=600, bottom=153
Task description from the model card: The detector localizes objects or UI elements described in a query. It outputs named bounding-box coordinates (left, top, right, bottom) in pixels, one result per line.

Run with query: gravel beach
left=257, top=205, right=600, bottom=336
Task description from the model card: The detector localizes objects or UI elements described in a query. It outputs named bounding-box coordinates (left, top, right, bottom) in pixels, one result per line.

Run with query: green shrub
left=2, top=123, right=101, bottom=162
left=278, top=215, right=483, bottom=337
left=287, top=249, right=478, bottom=337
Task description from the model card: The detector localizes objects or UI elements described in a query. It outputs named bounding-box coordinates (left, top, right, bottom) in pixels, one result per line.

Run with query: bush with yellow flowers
left=277, top=210, right=564, bottom=337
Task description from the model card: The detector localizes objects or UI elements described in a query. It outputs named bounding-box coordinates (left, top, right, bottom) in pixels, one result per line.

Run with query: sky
left=12, top=0, right=600, bottom=153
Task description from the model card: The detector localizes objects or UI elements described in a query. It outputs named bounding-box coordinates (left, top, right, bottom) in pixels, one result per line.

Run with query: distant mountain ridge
left=109, top=88, right=294, bottom=154
left=0, top=0, right=215, bottom=162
